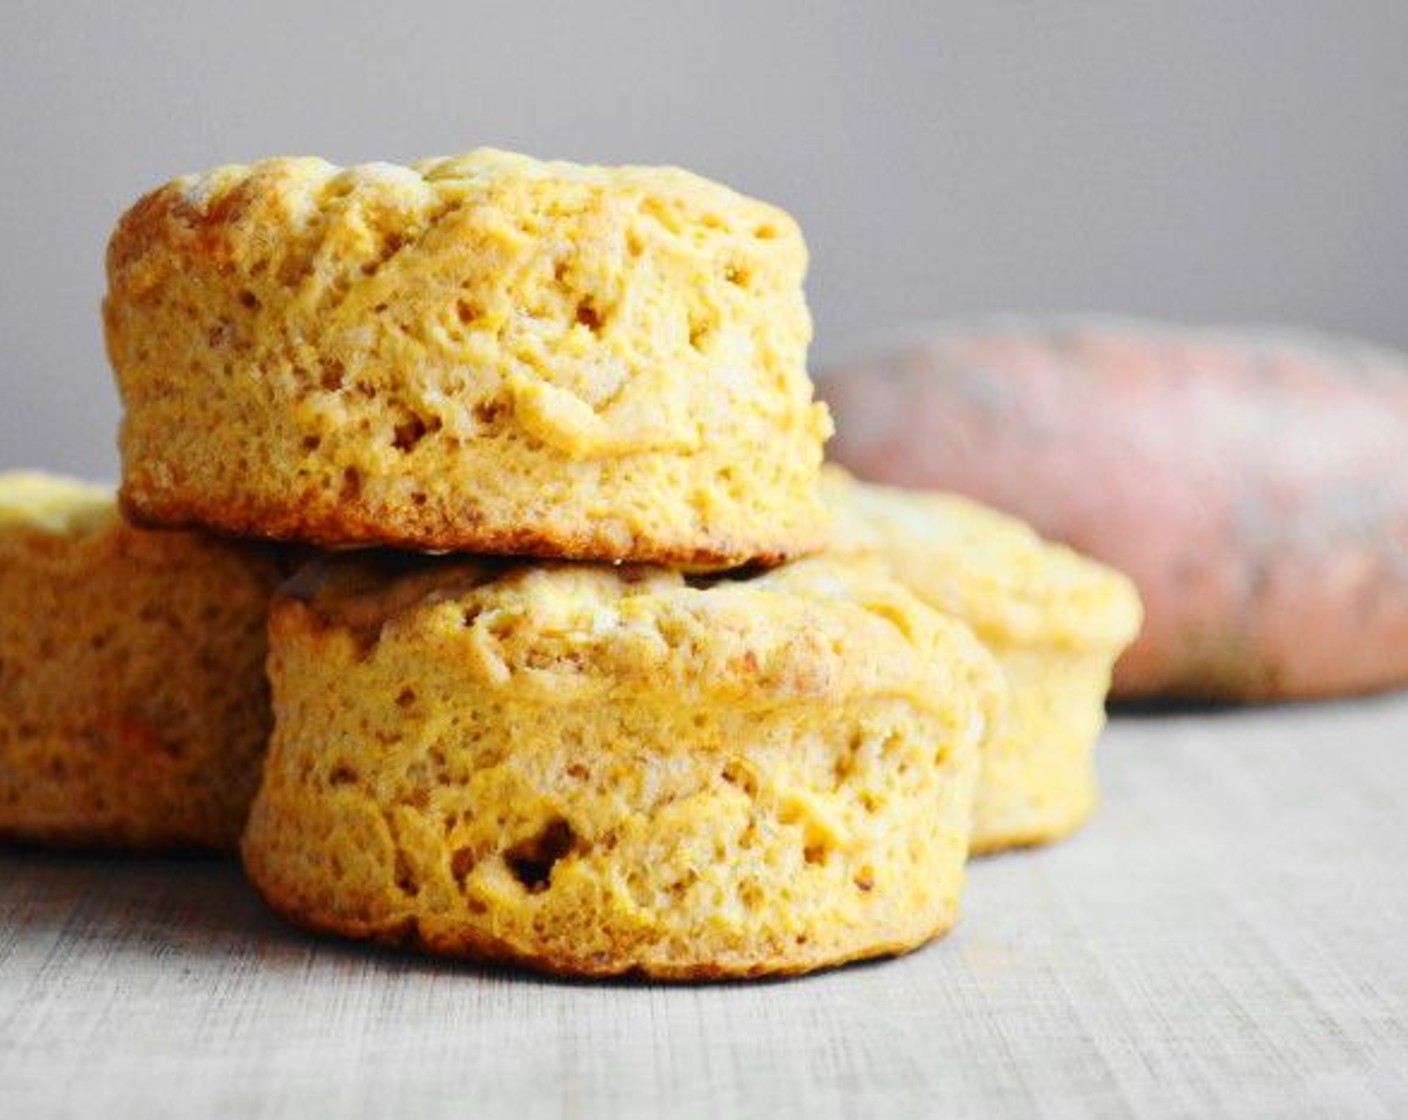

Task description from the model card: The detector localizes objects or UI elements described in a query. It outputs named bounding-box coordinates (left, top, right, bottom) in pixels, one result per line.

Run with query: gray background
left=2, top=1, right=1406, bottom=480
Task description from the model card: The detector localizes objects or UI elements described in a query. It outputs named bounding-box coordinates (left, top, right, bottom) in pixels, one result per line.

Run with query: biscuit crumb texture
left=0, top=472, right=282, bottom=849
left=242, top=555, right=1001, bottom=979
left=822, top=468, right=1142, bottom=852
left=105, top=149, right=832, bottom=567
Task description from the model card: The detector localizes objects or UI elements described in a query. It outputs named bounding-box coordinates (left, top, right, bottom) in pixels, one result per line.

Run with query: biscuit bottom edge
left=119, top=486, right=827, bottom=572
left=246, top=871, right=962, bottom=982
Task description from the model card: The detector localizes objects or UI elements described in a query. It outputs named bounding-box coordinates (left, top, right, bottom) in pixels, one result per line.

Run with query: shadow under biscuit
left=0, top=849, right=291, bottom=955
left=0, top=850, right=939, bottom=989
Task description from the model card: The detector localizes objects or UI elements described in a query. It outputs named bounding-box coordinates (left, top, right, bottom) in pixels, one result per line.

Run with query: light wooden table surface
left=3, top=694, right=1407, bottom=1119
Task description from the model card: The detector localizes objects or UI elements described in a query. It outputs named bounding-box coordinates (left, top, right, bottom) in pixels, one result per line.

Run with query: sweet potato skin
left=822, top=318, right=1408, bottom=701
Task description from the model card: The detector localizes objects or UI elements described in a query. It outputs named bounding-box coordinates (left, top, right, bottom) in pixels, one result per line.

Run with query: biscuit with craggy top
left=105, top=149, right=832, bottom=568
left=0, top=472, right=283, bottom=849
left=823, top=467, right=1142, bottom=853
left=241, top=554, right=1002, bottom=979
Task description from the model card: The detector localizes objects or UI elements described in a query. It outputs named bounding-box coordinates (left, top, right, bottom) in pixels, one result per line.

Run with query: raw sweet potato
left=821, top=317, right=1408, bottom=701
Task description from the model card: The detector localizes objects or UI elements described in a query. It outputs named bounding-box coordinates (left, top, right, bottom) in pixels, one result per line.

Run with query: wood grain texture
left=3, top=695, right=1408, bottom=1118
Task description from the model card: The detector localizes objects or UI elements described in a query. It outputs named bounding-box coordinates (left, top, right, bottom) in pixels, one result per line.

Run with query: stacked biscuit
left=1, top=149, right=1139, bottom=979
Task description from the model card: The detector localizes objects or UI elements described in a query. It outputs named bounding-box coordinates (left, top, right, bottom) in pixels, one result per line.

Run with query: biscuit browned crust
left=117, top=491, right=795, bottom=570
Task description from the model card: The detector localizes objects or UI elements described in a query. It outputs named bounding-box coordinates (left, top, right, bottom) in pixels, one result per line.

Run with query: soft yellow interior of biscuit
left=0, top=472, right=115, bottom=534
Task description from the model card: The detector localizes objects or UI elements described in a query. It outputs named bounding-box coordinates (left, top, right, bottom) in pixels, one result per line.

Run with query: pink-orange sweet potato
left=822, top=318, right=1408, bottom=701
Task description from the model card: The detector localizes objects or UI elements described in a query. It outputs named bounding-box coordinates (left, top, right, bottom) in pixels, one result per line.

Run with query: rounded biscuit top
left=0, top=472, right=115, bottom=535
left=277, top=553, right=1001, bottom=722
left=108, top=152, right=810, bottom=408
left=114, top=149, right=805, bottom=275
left=823, top=467, right=1142, bottom=651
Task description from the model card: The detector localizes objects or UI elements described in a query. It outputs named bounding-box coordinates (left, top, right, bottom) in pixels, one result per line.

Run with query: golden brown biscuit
left=242, top=554, right=1002, bottom=979
left=822, top=467, right=1142, bottom=853
left=105, top=149, right=832, bottom=568
left=0, top=472, right=283, bottom=849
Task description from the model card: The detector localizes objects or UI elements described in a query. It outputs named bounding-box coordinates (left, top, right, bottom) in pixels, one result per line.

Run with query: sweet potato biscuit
left=0, top=473, right=283, bottom=849
left=823, top=467, right=1142, bottom=853
left=242, top=554, right=1001, bottom=979
left=105, top=149, right=832, bottom=567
